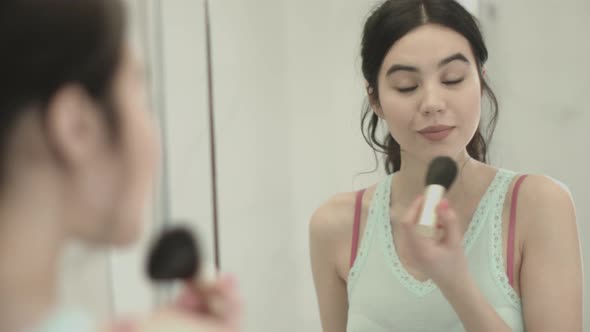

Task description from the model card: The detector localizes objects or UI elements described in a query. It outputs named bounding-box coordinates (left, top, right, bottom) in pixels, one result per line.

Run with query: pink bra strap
left=508, top=175, right=527, bottom=287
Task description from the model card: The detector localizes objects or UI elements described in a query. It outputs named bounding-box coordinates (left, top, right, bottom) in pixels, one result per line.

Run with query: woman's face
left=373, top=23, right=482, bottom=164
left=66, top=45, right=161, bottom=246
left=103, top=46, right=160, bottom=245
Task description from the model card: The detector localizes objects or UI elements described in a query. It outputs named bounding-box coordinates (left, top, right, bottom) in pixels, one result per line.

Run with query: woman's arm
left=518, top=175, right=582, bottom=331
left=310, top=197, right=351, bottom=332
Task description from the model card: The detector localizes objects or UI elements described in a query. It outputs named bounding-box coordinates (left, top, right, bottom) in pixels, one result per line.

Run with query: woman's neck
left=0, top=175, right=66, bottom=332
left=392, top=150, right=494, bottom=211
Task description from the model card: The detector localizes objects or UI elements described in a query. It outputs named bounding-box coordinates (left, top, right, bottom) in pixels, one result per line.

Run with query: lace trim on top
left=379, top=170, right=507, bottom=296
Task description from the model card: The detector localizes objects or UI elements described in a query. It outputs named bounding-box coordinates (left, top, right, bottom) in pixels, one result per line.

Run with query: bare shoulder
left=309, top=191, right=360, bottom=243
left=309, top=186, right=377, bottom=248
left=518, top=174, right=575, bottom=218
left=517, top=174, right=577, bottom=242
left=514, top=176, right=582, bottom=330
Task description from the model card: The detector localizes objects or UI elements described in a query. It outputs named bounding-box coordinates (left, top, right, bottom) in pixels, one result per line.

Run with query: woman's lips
left=418, top=125, right=455, bottom=141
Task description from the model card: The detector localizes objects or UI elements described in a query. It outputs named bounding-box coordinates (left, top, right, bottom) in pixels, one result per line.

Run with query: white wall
left=210, top=0, right=297, bottom=330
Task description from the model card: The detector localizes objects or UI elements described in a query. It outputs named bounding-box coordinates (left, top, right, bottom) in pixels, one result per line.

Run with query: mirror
left=59, top=0, right=589, bottom=330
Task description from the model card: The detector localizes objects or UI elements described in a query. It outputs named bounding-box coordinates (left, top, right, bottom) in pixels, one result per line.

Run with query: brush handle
left=417, top=184, right=444, bottom=237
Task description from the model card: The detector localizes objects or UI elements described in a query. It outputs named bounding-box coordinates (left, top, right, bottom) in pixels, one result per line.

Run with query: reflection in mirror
left=303, top=1, right=587, bottom=331
left=195, top=0, right=588, bottom=331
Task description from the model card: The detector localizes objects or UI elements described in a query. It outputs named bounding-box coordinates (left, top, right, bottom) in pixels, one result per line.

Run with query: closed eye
left=397, top=86, right=418, bottom=93
left=443, top=78, right=464, bottom=85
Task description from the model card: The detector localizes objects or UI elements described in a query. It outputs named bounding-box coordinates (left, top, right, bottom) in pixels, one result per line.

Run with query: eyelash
left=397, top=86, right=418, bottom=93
left=443, top=78, right=464, bottom=85
left=396, top=78, right=465, bottom=93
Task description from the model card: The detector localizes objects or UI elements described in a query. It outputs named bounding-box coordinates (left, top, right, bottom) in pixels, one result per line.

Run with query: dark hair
left=0, top=0, right=126, bottom=171
left=361, top=0, right=498, bottom=174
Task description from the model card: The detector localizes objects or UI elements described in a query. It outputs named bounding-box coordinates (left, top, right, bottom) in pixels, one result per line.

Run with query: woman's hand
left=397, top=196, right=469, bottom=289
left=175, top=273, right=242, bottom=331
left=104, top=274, right=242, bottom=332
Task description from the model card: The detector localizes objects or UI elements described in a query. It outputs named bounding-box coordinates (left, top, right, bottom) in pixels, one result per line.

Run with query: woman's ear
left=479, top=67, right=487, bottom=96
left=366, top=82, right=384, bottom=118
left=45, top=84, right=109, bottom=169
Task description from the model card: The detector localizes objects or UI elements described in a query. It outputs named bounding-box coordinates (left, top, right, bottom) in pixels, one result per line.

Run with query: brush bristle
left=146, top=226, right=200, bottom=281
left=425, top=156, right=458, bottom=189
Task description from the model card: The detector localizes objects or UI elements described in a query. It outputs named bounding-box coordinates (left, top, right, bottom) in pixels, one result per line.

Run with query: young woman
left=0, top=1, right=240, bottom=331
left=310, top=1, right=582, bottom=331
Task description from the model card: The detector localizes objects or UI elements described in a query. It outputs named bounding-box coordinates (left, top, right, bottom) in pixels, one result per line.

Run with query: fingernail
left=438, top=200, right=449, bottom=211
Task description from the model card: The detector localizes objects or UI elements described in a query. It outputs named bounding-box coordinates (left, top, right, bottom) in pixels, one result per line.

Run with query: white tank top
left=346, top=169, right=524, bottom=331
left=29, top=307, right=94, bottom=332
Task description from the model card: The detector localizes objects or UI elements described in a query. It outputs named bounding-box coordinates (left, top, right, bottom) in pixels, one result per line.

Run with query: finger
left=214, top=274, right=242, bottom=327
left=188, top=273, right=241, bottom=327
left=436, top=200, right=461, bottom=245
left=175, top=290, right=207, bottom=313
left=176, top=275, right=223, bottom=314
